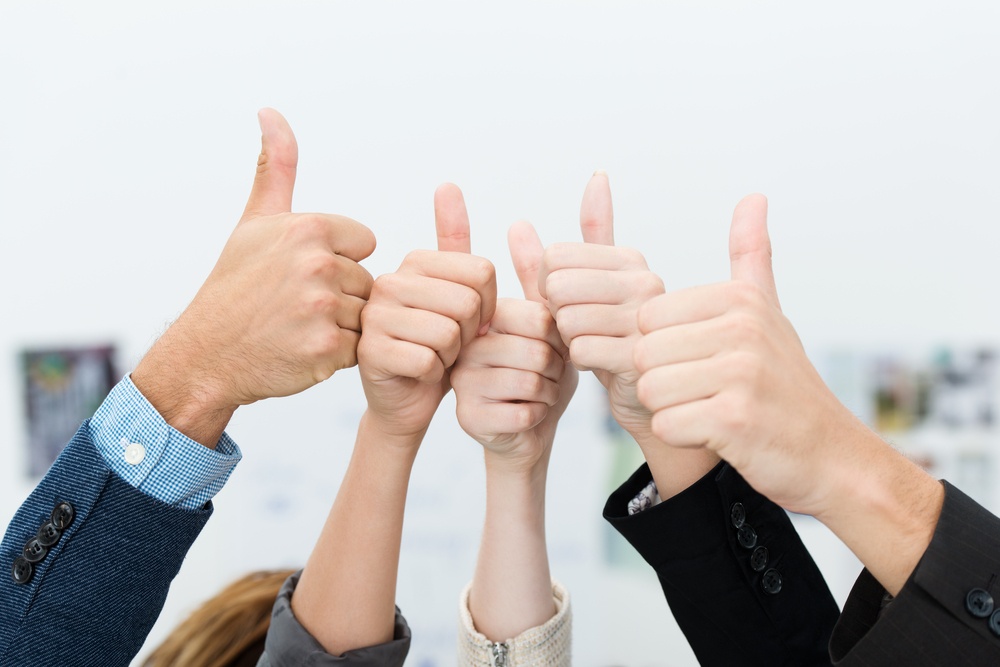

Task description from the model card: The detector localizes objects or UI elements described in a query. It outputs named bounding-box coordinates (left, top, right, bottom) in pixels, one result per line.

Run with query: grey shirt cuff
left=258, top=570, right=411, bottom=667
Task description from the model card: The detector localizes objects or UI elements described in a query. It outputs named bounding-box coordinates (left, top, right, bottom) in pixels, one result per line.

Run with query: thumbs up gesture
left=450, top=220, right=578, bottom=472
left=356, top=184, right=497, bottom=443
left=132, top=109, right=376, bottom=446
left=538, top=172, right=665, bottom=442
left=634, top=195, right=858, bottom=515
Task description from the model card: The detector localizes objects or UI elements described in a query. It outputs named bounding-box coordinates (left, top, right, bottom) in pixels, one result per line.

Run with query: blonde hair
left=144, top=568, right=297, bottom=667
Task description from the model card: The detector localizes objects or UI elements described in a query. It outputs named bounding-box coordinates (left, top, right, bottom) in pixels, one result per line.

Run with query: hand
left=538, top=172, right=664, bottom=441
left=357, top=183, right=497, bottom=443
left=633, top=194, right=868, bottom=515
left=132, top=109, right=376, bottom=446
left=452, top=221, right=578, bottom=473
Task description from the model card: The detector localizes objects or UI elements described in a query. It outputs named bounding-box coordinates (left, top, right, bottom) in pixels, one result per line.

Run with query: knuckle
left=456, top=289, right=482, bottom=322
left=638, top=271, right=666, bottom=298
left=469, top=256, right=496, bottom=287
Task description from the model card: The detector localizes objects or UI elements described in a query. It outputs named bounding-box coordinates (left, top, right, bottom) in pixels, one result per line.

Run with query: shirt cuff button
left=124, top=442, right=146, bottom=465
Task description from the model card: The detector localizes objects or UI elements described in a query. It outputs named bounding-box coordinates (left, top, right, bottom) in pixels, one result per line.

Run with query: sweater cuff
left=457, top=580, right=571, bottom=666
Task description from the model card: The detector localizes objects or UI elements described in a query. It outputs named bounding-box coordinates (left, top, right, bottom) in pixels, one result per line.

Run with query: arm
left=1, top=108, right=376, bottom=666
left=632, top=194, right=1000, bottom=663
left=275, top=184, right=496, bottom=661
left=451, top=221, right=576, bottom=666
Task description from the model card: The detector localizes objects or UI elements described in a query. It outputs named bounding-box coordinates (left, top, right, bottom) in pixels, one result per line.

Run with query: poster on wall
left=21, top=345, right=117, bottom=477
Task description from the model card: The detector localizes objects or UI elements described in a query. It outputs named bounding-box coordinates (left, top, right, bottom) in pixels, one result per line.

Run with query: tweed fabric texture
left=91, top=375, right=241, bottom=509
left=457, top=580, right=571, bottom=666
left=0, top=425, right=212, bottom=666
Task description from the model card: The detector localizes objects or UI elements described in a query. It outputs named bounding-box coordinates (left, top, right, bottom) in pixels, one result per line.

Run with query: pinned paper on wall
left=21, top=346, right=117, bottom=477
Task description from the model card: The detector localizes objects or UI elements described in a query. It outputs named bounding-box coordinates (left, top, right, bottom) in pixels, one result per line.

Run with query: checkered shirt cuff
left=89, top=375, right=242, bottom=510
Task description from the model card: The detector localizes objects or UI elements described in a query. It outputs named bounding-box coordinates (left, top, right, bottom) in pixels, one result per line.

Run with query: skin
left=538, top=172, right=718, bottom=500
left=455, top=219, right=579, bottom=642
left=633, top=194, right=944, bottom=595
left=290, top=184, right=498, bottom=655
left=131, top=108, right=376, bottom=447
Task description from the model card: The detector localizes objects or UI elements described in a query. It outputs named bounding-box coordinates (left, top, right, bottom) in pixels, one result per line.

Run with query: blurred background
left=2, top=2, right=999, bottom=665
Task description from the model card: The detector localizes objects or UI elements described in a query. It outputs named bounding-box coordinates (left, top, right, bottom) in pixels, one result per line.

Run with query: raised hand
left=131, top=108, right=376, bottom=446
left=633, top=194, right=869, bottom=515
left=454, top=220, right=577, bottom=648
left=356, top=183, right=497, bottom=442
left=537, top=172, right=664, bottom=440
left=634, top=195, right=946, bottom=595
left=452, top=221, right=578, bottom=472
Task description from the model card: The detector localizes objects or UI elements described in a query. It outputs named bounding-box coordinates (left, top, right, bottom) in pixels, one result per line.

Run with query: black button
left=990, top=610, right=1000, bottom=637
left=730, top=502, right=745, bottom=529
left=966, top=588, right=994, bottom=618
left=36, top=522, right=61, bottom=548
left=50, top=502, right=75, bottom=530
left=737, top=524, right=757, bottom=550
left=12, top=557, right=33, bottom=585
left=22, top=538, right=47, bottom=564
left=762, top=568, right=783, bottom=595
left=750, top=546, right=769, bottom=572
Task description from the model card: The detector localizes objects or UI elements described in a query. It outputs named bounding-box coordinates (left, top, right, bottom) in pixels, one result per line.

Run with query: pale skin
left=131, top=108, right=376, bottom=447
left=453, top=218, right=579, bottom=642
left=537, top=172, right=718, bottom=500
left=632, top=194, right=944, bottom=596
left=290, top=184, right=498, bottom=655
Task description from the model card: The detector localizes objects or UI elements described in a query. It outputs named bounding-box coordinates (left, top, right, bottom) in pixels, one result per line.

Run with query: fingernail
left=593, top=169, right=608, bottom=177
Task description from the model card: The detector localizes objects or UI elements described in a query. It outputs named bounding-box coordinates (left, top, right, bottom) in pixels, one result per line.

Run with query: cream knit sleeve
left=456, top=580, right=571, bottom=666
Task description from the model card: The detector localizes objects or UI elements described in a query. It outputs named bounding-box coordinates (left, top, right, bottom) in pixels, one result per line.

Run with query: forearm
left=632, top=428, right=721, bottom=501
left=814, top=423, right=944, bottom=596
left=470, top=453, right=555, bottom=642
left=291, top=411, right=421, bottom=655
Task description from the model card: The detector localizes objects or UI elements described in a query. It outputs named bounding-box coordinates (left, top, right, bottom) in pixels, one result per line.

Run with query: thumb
left=580, top=170, right=614, bottom=245
left=508, top=221, right=545, bottom=303
left=240, top=108, right=298, bottom=222
left=434, top=183, right=472, bottom=253
left=729, top=193, right=780, bottom=309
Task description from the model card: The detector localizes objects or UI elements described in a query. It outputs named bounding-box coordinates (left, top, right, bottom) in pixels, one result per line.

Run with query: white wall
left=1, top=2, right=998, bottom=665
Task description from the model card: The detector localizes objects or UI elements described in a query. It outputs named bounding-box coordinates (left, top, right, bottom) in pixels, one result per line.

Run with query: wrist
left=132, top=333, right=238, bottom=448
left=632, top=432, right=720, bottom=500
left=356, top=410, right=425, bottom=459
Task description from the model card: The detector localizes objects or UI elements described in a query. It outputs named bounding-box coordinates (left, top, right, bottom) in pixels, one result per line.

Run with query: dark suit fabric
left=604, top=462, right=839, bottom=666
left=606, top=463, right=1000, bottom=666
left=0, top=421, right=212, bottom=666
left=829, top=481, right=1000, bottom=665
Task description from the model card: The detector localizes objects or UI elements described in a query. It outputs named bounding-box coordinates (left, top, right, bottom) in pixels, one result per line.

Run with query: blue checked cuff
left=89, top=375, right=242, bottom=510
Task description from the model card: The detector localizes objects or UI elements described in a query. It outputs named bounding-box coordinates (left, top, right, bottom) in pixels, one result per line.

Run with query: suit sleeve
left=258, top=571, right=411, bottom=667
left=830, top=481, right=1000, bottom=666
left=0, top=422, right=212, bottom=667
left=604, top=462, right=839, bottom=667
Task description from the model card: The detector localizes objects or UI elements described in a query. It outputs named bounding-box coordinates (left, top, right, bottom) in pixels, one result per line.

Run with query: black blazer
left=604, top=462, right=1000, bottom=665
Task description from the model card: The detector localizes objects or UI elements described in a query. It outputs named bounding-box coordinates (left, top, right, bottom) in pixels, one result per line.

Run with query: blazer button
left=737, top=524, right=757, bottom=550
left=750, top=546, right=769, bottom=572
left=50, top=502, right=75, bottom=530
left=990, top=610, right=1000, bottom=637
left=12, top=557, right=33, bottom=585
left=730, top=503, right=746, bottom=529
left=36, top=522, right=61, bottom=548
left=761, top=568, right=783, bottom=595
left=22, top=538, right=47, bottom=564
left=966, top=588, right=994, bottom=618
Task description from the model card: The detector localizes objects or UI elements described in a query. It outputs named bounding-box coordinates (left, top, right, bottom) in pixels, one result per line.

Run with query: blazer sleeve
left=604, top=461, right=840, bottom=667
left=0, top=421, right=213, bottom=667
left=258, top=570, right=411, bottom=667
left=830, top=481, right=1000, bottom=666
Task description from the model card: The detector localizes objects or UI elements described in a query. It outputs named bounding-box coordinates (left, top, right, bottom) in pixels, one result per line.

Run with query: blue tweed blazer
left=0, top=421, right=212, bottom=666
